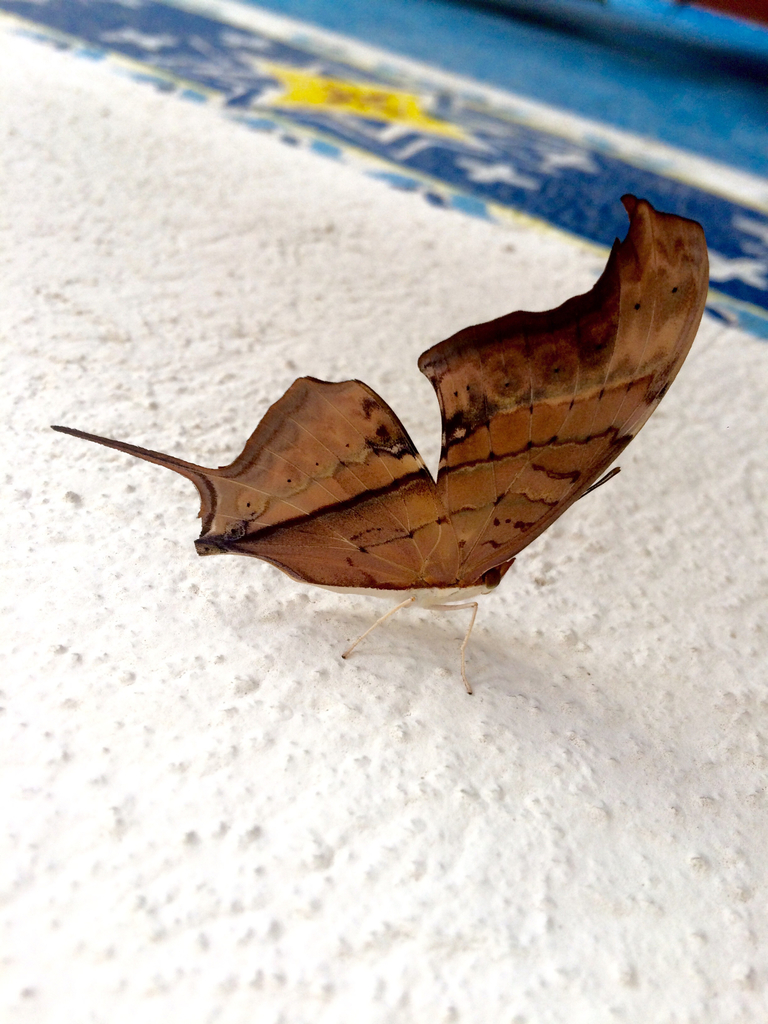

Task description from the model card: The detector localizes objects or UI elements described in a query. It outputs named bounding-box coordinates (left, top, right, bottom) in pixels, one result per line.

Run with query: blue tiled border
left=4, top=0, right=768, bottom=338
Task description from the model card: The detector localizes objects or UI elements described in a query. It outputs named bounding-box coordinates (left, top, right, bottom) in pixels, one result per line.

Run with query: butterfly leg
left=341, top=596, right=416, bottom=662
left=428, top=602, right=479, bottom=695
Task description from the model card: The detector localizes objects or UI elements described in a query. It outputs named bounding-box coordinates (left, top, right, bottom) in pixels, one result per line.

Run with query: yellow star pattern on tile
left=266, top=64, right=465, bottom=139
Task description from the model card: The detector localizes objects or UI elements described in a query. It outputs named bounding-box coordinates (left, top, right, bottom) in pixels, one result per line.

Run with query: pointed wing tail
left=51, top=424, right=218, bottom=529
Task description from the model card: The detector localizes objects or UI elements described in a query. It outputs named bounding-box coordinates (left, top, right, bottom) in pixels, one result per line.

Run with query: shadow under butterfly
left=53, top=196, right=708, bottom=693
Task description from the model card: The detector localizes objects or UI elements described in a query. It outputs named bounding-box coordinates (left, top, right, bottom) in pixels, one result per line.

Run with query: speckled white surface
left=2, top=28, right=768, bottom=1024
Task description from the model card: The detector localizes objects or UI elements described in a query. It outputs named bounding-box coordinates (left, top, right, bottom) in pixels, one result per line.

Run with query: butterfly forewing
left=419, top=195, right=708, bottom=585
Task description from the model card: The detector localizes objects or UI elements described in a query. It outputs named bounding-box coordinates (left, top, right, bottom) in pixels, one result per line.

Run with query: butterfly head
left=479, top=558, right=515, bottom=592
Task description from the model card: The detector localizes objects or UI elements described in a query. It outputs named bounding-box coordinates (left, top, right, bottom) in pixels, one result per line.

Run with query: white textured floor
left=2, top=27, right=768, bottom=1024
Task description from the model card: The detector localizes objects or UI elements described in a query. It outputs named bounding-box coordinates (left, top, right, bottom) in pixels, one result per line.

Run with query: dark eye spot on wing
left=635, top=303, right=641, bottom=310
left=672, top=287, right=678, bottom=293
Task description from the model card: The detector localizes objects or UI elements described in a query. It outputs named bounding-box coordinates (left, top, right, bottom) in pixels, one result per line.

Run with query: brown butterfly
left=53, top=195, right=708, bottom=692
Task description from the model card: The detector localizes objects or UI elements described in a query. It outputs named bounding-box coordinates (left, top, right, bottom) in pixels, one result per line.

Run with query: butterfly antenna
left=579, top=466, right=621, bottom=500
left=341, top=597, right=415, bottom=661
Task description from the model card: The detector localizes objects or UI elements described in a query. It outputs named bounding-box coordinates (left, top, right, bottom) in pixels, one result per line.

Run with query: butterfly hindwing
left=204, top=377, right=459, bottom=588
left=55, top=377, right=460, bottom=589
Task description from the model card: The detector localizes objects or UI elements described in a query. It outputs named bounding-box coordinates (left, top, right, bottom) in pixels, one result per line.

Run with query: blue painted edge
left=3, top=2, right=767, bottom=341
left=477, top=0, right=768, bottom=62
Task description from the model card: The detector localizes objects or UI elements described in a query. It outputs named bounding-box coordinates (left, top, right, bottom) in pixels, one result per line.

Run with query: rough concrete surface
left=2, top=28, right=767, bottom=1024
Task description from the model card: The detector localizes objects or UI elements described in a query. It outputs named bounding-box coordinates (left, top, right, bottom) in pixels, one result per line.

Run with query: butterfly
left=53, top=195, right=708, bottom=692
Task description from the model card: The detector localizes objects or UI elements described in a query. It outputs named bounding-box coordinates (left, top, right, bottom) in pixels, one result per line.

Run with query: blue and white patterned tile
left=3, top=0, right=766, bottom=336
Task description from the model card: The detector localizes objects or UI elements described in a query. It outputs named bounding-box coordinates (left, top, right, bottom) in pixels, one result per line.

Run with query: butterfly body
left=53, top=196, right=708, bottom=688
left=316, top=581, right=503, bottom=607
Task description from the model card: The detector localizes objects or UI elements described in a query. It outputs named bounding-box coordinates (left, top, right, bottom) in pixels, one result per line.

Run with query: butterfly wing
left=418, top=195, right=708, bottom=586
left=54, top=377, right=459, bottom=589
